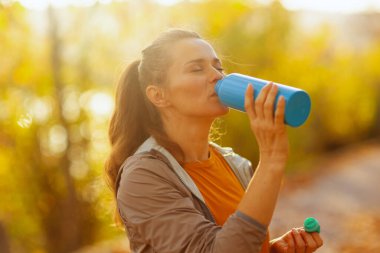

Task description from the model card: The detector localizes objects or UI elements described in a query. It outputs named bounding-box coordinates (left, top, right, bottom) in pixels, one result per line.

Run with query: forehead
left=169, top=38, right=218, bottom=64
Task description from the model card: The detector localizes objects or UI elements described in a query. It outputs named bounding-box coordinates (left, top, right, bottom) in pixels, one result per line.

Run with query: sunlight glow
left=48, top=124, right=68, bottom=154
left=69, top=160, right=89, bottom=179
left=88, top=92, right=114, bottom=117
left=17, top=0, right=100, bottom=10
left=63, top=91, right=80, bottom=122
left=281, top=0, right=380, bottom=13
left=30, top=97, right=53, bottom=124
left=17, top=113, right=33, bottom=128
left=15, top=0, right=380, bottom=13
left=154, top=0, right=181, bottom=6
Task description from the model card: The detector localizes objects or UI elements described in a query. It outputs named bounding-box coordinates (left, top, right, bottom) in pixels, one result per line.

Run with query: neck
left=162, top=114, right=213, bottom=163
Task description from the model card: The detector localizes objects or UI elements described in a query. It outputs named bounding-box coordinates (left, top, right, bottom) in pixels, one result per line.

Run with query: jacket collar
left=134, top=137, right=253, bottom=204
left=135, top=136, right=205, bottom=202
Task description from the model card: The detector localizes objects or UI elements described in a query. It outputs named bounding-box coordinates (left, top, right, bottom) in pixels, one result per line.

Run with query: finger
left=292, top=228, right=306, bottom=253
left=244, top=83, right=256, bottom=119
left=271, top=239, right=289, bottom=253
left=284, top=232, right=296, bottom=253
left=263, top=83, right=278, bottom=122
left=299, top=229, right=317, bottom=253
left=255, top=82, right=273, bottom=119
left=274, top=95, right=286, bottom=126
left=310, top=232, right=323, bottom=248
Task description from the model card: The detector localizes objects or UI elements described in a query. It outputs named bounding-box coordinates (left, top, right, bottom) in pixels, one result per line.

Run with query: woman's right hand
left=244, top=82, right=289, bottom=167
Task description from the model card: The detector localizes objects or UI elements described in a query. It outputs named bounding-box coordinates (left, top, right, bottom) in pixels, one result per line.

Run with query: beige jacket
left=116, top=137, right=268, bottom=253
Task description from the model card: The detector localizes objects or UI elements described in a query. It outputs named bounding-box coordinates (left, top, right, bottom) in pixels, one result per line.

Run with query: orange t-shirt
left=182, top=146, right=270, bottom=253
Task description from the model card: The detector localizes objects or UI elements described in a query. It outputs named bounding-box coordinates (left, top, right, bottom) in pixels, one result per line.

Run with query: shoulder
left=117, top=150, right=176, bottom=189
left=116, top=149, right=192, bottom=203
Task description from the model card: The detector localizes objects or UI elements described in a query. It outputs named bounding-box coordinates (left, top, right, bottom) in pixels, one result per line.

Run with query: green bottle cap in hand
left=304, top=217, right=320, bottom=233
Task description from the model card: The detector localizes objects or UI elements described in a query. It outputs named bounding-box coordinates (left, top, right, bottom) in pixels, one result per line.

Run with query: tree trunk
left=46, top=5, right=82, bottom=253
left=0, top=222, right=10, bottom=253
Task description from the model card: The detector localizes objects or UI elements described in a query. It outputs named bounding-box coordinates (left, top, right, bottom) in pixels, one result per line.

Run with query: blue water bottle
left=215, top=73, right=311, bottom=127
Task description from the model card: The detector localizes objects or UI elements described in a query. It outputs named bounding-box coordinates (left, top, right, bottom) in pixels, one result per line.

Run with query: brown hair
left=105, top=29, right=201, bottom=226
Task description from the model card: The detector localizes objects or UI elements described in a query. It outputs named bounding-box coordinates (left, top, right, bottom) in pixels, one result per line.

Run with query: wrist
left=258, top=157, right=287, bottom=170
left=260, top=149, right=288, bottom=163
left=255, top=162, right=286, bottom=183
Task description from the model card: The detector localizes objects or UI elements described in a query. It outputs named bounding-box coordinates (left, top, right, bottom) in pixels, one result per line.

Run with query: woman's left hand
left=270, top=227, right=323, bottom=253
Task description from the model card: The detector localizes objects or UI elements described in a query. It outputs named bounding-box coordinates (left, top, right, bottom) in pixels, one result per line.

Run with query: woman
left=105, top=29, right=323, bottom=253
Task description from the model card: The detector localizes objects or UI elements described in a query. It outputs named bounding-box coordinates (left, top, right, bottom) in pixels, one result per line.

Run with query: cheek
left=169, top=75, right=207, bottom=98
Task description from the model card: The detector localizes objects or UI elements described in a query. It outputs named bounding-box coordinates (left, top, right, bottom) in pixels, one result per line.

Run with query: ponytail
left=109, top=60, right=148, bottom=163
left=105, top=60, right=150, bottom=226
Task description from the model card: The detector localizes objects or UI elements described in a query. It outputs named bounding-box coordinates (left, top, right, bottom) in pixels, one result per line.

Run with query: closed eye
left=215, top=67, right=224, bottom=73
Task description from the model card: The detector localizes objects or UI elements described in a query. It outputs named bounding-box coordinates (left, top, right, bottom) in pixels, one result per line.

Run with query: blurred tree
left=0, top=222, right=10, bottom=253
left=0, top=2, right=109, bottom=253
left=35, top=6, right=93, bottom=253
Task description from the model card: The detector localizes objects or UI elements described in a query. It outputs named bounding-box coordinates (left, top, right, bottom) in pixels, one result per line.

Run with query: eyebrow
left=184, top=57, right=222, bottom=65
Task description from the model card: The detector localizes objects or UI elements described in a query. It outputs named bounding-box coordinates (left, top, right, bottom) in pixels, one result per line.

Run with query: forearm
left=237, top=161, right=285, bottom=227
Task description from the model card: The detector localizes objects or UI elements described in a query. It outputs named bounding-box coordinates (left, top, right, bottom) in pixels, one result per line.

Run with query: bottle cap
left=304, top=217, right=320, bottom=233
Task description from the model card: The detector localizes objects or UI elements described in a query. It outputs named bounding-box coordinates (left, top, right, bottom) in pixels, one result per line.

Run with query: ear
left=145, top=85, right=171, bottom=108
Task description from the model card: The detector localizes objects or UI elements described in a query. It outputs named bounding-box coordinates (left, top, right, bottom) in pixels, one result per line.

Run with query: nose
left=209, top=67, right=224, bottom=84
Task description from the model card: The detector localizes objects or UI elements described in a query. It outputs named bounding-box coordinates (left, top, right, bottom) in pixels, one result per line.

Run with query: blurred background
left=0, top=0, right=379, bottom=252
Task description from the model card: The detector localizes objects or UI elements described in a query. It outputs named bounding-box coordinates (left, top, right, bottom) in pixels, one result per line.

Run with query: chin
left=213, top=105, right=229, bottom=117
left=221, top=106, right=230, bottom=115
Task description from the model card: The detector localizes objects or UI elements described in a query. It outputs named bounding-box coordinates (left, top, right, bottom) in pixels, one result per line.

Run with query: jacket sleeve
left=117, top=159, right=268, bottom=253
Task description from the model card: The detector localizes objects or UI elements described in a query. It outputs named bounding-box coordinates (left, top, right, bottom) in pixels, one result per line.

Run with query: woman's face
left=163, top=38, right=229, bottom=119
